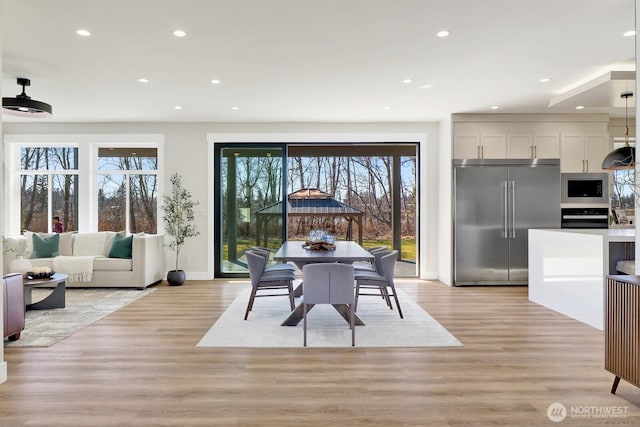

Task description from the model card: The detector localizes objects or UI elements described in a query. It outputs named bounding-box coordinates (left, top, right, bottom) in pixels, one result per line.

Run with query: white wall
left=3, top=121, right=441, bottom=280
left=1, top=0, right=7, bottom=384
left=438, top=116, right=452, bottom=285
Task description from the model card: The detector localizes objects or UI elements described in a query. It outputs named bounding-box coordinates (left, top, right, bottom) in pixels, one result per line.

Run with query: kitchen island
left=528, top=228, right=634, bottom=330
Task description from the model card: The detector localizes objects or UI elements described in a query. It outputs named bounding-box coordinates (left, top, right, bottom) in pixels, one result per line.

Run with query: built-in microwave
left=561, top=173, right=609, bottom=204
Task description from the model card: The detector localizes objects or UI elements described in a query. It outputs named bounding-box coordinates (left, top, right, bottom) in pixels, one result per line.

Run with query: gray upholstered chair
left=302, top=263, right=355, bottom=347
left=3, top=273, right=26, bottom=341
left=354, top=250, right=403, bottom=318
left=250, top=246, right=296, bottom=273
left=244, top=250, right=296, bottom=320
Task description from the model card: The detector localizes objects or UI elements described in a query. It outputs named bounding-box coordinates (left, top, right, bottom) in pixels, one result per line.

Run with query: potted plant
left=161, top=173, right=200, bottom=285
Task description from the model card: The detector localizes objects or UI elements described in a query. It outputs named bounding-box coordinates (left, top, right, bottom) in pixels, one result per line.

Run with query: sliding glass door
left=215, top=145, right=286, bottom=276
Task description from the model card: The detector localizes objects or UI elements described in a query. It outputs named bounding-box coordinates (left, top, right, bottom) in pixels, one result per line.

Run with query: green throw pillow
left=31, top=233, right=60, bottom=258
left=109, top=234, right=133, bottom=259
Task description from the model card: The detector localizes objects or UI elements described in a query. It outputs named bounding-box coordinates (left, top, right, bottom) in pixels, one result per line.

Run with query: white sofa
left=3, top=232, right=164, bottom=289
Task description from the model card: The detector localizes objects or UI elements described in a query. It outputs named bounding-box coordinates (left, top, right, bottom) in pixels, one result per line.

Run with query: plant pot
left=167, top=270, right=186, bottom=286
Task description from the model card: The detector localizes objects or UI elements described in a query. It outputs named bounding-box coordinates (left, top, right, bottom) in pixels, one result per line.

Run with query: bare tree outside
left=20, top=147, right=78, bottom=233
left=98, top=148, right=158, bottom=233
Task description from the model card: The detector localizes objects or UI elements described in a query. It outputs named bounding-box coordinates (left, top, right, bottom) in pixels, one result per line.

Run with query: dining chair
left=353, top=245, right=388, bottom=272
left=354, top=250, right=403, bottom=318
left=302, top=263, right=355, bottom=346
left=250, top=246, right=296, bottom=273
left=244, top=250, right=296, bottom=320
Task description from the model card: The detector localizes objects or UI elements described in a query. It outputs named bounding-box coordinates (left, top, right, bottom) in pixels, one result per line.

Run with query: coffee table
left=23, top=273, right=68, bottom=310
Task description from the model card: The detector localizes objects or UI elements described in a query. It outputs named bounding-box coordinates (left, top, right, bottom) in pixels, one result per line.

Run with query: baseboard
left=420, top=271, right=438, bottom=281
left=182, top=271, right=212, bottom=281
left=0, top=361, right=7, bottom=384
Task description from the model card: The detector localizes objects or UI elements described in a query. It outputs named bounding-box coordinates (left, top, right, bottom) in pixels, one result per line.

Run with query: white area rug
left=5, top=288, right=155, bottom=348
left=197, top=287, right=462, bottom=348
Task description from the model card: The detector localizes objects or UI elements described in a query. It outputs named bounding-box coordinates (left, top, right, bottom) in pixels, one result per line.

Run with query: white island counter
left=528, top=228, right=635, bottom=330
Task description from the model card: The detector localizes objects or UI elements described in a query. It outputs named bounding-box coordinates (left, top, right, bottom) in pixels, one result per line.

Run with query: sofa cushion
left=73, top=232, right=109, bottom=256
left=58, top=232, right=75, bottom=256
left=32, top=233, right=60, bottom=258
left=108, top=234, right=133, bottom=259
left=93, top=256, right=132, bottom=272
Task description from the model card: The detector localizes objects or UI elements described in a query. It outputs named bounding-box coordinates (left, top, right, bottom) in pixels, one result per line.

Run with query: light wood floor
left=1, top=279, right=639, bottom=426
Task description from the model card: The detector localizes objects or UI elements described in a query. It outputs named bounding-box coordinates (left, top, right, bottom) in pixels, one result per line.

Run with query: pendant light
left=602, top=91, right=634, bottom=170
left=2, top=77, right=53, bottom=118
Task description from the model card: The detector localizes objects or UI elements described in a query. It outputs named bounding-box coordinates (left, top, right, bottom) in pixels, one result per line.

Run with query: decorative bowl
left=25, top=271, right=56, bottom=279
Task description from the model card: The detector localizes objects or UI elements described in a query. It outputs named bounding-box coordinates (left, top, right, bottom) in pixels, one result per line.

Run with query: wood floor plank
left=1, top=279, right=640, bottom=426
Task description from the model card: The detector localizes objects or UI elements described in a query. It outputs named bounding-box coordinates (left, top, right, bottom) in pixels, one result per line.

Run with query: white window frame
left=4, top=134, right=164, bottom=235
left=95, top=144, right=159, bottom=233
left=17, top=144, right=80, bottom=233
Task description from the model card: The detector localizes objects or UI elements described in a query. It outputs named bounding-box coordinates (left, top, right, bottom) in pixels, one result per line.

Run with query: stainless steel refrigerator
left=453, top=159, right=560, bottom=286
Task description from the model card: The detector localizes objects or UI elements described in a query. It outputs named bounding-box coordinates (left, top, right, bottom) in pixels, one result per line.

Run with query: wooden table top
left=274, top=241, right=373, bottom=263
left=23, top=273, right=69, bottom=286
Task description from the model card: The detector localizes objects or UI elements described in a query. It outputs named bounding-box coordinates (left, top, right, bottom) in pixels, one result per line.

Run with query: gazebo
left=255, top=188, right=364, bottom=246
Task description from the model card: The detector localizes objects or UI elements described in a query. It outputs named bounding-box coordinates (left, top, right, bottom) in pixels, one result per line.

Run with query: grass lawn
left=223, top=238, right=416, bottom=262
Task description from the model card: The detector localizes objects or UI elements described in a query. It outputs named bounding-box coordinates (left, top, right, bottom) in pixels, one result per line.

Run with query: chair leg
left=303, top=303, right=308, bottom=347
left=350, top=304, right=355, bottom=346
left=244, top=287, right=257, bottom=320
left=390, top=286, right=403, bottom=319
left=380, top=285, right=392, bottom=308
left=354, top=282, right=360, bottom=312
left=288, top=281, right=295, bottom=310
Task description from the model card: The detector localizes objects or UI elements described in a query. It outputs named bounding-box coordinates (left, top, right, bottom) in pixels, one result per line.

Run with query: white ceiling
left=1, top=0, right=636, bottom=123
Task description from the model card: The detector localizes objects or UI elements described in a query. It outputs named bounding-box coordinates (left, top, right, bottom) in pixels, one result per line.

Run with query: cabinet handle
left=477, top=146, right=481, bottom=159
left=534, top=145, right=537, bottom=158
left=582, top=159, right=585, bottom=172
left=481, top=146, right=484, bottom=158
left=530, top=145, right=533, bottom=159
left=586, top=159, right=588, bottom=172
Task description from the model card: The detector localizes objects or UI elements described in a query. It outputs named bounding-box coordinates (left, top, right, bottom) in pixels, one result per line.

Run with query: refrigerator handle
left=503, top=181, right=509, bottom=238
left=511, top=180, right=516, bottom=238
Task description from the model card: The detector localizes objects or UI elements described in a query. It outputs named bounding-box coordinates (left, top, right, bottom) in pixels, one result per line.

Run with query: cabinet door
left=533, top=134, right=560, bottom=159
left=481, top=134, right=507, bottom=159
left=584, top=134, right=610, bottom=172
left=507, top=134, right=533, bottom=158
left=560, top=134, right=586, bottom=173
left=454, top=135, right=480, bottom=159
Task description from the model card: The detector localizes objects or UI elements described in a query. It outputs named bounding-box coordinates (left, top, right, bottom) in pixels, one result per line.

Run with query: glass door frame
left=214, top=143, right=287, bottom=278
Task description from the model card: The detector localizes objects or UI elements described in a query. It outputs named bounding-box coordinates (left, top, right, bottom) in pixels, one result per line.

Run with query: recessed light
left=210, top=79, right=221, bottom=85
left=383, top=106, right=391, bottom=110
left=624, top=30, right=636, bottom=37
left=436, top=30, right=451, bottom=38
left=420, top=84, right=433, bottom=89
left=174, top=106, right=183, bottom=110
left=576, top=105, right=585, bottom=110
left=231, top=106, right=240, bottom=110
left=402, top=78, right=413, bottom=84
left=18, top=107, right=29, bottom=112
left=76, top=29, right=91, bottom=37
left=173, top=29, right=186, bottom=37
left=540, top=77, right=551, bottom=83
left=490, top=105, right=499, bottom=110
left=137, top=78, right=149, bottom=83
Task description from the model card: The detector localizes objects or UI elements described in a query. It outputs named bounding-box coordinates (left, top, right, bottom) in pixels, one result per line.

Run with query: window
left=19, top=146, right=78, bottom=232
left=97, top=147, right=158, bottom=233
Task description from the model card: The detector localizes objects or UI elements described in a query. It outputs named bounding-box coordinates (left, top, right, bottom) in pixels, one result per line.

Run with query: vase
left=167, top=270, right=186, bottom=286
left=10, top=256, right=33, bottom=275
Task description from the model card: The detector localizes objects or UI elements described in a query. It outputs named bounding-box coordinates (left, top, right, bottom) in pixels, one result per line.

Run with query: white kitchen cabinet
left=453, top=134, right=506, bottom=159
left=560, top=133, right=610, bottom=173
left=507, top=133, right=559, bottom=159
left=507, top=133, right=560, bottom=159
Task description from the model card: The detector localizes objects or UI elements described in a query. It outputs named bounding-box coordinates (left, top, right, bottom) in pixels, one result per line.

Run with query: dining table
left=274, top=240, right=374, bottom=326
